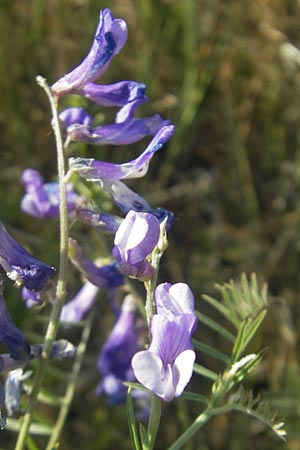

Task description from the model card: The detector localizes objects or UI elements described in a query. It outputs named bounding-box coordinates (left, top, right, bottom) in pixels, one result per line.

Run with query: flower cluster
left=6, top=7, right=197, bottom=419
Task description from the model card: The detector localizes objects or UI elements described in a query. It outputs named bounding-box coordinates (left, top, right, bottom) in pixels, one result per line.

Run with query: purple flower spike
left=21, top=168, right=81, bottom=219
left=0, top=222, right=55, bottom=291
left=68, top=238, right=124, bottom=288
left=52, top=8, right=128, bottom=98
left=69, top=124, right=175, bottom=181
left=77, top=81, right=147, bottom=106
left=76, top=207, right=122, bottom=233
left=60, top=98, right=166, bottom=146
left=132, top=314, right=196, bottom=402
left=97, top=295, right=139, bottom=403
left=60, top=281, right=99, bottom=323
left=112, top=211, right=160, bottom=280
left=0, top=281, right=30, bottom=361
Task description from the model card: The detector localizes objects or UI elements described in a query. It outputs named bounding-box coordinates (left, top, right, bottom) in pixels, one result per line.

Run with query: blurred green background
left=1, top=0, right=300, bottom=449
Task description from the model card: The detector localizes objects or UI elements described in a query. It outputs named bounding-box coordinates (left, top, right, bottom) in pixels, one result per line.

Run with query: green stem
left=145, top=247, right=162, bottom=325
left=14, top=76, right=69, bottom=450
left=45, top=310, right=95, bottom=450
left=167, top=408, right=212, bottom=450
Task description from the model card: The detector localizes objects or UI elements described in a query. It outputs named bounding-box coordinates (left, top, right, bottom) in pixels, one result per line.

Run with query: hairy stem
left=14, top=76, right=69, bottom=450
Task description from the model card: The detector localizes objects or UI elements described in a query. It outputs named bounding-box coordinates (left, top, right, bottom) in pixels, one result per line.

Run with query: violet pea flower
left=68, top=238, right=124, bottom=288
left=69, top=124, right=175, bottom=181
left=74, top=80, right=147, bottom=106
left=132, top=282, right=197, bottom=401
left=92, top=178, right=174, bottom=230
left=60, top=281, right=99, bottom=323
left=60, top=98, right=166, bottom=146
left=0, top=222, right=55, bottom=291
left=21, top=169, right=81, bottom=219
left=132, top=315, right=196, bottom=402
left=51, top=8, right=128, bottom=98
left=96, top=295, right=139, bottom=404
left=112, top=211, right=160, bottom=280
left=0, top=280, right=30, bottom=361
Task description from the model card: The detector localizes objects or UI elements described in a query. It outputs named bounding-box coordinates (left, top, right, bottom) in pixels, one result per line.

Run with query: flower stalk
left=14, top=76, right=69, bottom=450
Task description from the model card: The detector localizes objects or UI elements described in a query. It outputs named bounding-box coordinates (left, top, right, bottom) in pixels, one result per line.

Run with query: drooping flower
left=60, top=98, right=167, bottom=146
left=132, top=282, right=197, bottom=401
left=51, top=8, right=128, bottom=98
left=68, top=238, right=124, bottom=288
left=69, top=124, right=175, bottom=181
left=0, top=222, right=55, bottom=291
left=21, top=168, right=81, bottom=219
left=76, top=207, right=122, bottom=233
left=96, top=295, right=140, bottom=404
left=90, top=178, right=174, bottom=229
left=60, top=281, right=99, bottom=323
left=0, top=280, right=30, bottom=361
left=75, top=80, right=146, bottom=106
left=112, top=211, right=160, bottom=280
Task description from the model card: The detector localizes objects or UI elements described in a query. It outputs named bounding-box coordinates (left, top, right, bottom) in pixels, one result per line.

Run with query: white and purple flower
left=112, top=211, right=160, bottom=280
left=132, top=282, right=197, bottom=402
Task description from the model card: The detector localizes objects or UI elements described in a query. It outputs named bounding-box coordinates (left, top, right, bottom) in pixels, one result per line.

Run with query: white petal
left=174, top=350, right=195, bottom=397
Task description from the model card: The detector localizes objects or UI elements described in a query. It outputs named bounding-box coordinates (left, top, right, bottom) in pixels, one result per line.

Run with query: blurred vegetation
left=1, top=0, right=300, bottom=449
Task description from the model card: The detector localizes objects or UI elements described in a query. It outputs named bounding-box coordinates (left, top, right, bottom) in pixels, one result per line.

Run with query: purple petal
left=76, top=207, right=122, bottom=233
left=60, top=281, right=99, bottom=323
left=0, top=282, right=30, bottom=361
left=21, top=168, right=81, bottom=219
left=69, top=124, right=174, bottom=181
left=52, top=8, right=128, bottom=97
left=0, top=222, right=55, bottom=291
left=68, top=238, right=124, bottom=288
left=97, top=295, right=138, bottom=381
left=149, top=315, right=195, bottom=362
left=59, top=108, right=93, bottom=127
left=96, top=179, right=151, bottom=212
left=75, top=81, right=147, bottom=106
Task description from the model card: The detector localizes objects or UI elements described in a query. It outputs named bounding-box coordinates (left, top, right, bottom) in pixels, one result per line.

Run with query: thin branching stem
left=14, top=77, right=69, bottom=450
